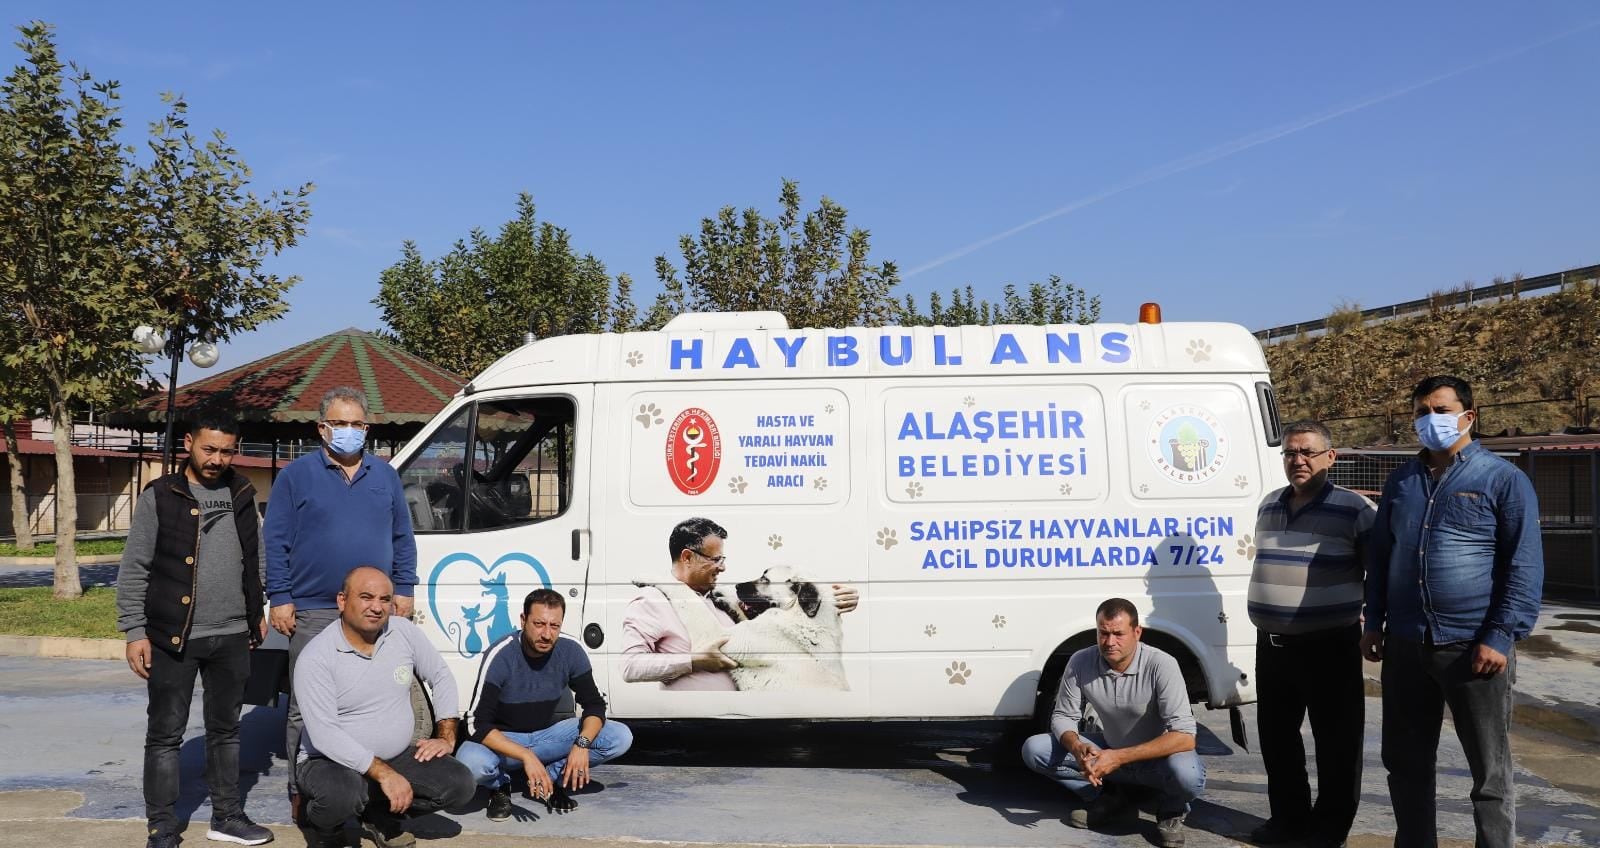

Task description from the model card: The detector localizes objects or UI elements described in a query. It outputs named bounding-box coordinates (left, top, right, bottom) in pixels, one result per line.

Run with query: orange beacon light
left=1139, top=302, right=1162, bottom=324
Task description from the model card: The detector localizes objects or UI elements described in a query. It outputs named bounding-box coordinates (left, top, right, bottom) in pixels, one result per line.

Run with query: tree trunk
left=3, top=423, right=32, bottom=550
left=3, top=421, right=32, bottom=550
left=50, top=410, right=81, bottom=599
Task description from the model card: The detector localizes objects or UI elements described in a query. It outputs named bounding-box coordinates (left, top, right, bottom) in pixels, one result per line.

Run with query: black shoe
left=358, top=810, right=415, bottom=847
left=1067, top=789, right=1134, bottom=829
left=1250, top=818, right=1310, bottom=844
left=304, top=828, right=343, bottom=848
left=206, top=813, right=274, bottom=845
left=1155, top=812, right=1186, bottom=848
left=146, top=831, right=180, bottom=848
left=486, top=786, right=513, bottom=821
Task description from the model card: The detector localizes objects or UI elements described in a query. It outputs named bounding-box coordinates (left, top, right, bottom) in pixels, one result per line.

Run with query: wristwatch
left=575, top=735, right=592, bottom=749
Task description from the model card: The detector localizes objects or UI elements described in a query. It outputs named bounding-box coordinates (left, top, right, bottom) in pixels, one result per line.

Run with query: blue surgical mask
left=327, top=426, right=366, bottom=456
left=1414, top=412, right=1469, bottom=452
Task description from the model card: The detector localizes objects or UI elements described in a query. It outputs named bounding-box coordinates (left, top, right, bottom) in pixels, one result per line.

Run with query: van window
left=399, top=406, right=471, bottom=533
left=467, top=397, right=576, bottom=530
left=397, top=396, right=577, bottom=533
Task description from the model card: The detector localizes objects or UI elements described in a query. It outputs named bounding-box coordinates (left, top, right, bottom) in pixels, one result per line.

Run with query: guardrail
left=1255, top=263, right=1600, bottom=344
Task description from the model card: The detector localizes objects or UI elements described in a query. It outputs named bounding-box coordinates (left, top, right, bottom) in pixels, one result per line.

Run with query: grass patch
left=0, top=586, right=120, bottom=639
left=0, top=539, right=126, bottom=558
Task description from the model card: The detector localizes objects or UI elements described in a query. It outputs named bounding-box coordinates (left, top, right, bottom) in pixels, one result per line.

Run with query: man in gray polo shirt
left=1021, top=597, right=1204, bottom=848
left=294, top=567, right=474, bottom=848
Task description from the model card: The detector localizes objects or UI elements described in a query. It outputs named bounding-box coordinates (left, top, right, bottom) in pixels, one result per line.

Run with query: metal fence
left=0, top=493, right=135, bottom=537
left=1523, top=451, right=1599, bottom=601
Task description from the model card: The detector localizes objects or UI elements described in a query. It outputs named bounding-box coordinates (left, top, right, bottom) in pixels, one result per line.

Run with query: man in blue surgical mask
left=1361, top=375, right=1543, bottom=848
left=263, top=386, right=419, bottom=826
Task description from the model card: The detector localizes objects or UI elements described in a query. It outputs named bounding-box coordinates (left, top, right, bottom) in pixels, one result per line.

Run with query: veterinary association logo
left=426, top=552, right=553, bottom=659
left=665, top=407, right=722, bottom=495
left=1148, top=405, right=1228, bottom=484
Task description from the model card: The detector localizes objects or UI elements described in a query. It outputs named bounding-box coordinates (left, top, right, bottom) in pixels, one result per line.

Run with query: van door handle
left=571, top=528, right=584, bottom=561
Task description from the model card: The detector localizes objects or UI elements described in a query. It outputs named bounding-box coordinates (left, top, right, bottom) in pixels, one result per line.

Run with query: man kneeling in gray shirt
left=1021, top=597, right=1205, bottom=848
left=295, top=566, right=474, bottom=847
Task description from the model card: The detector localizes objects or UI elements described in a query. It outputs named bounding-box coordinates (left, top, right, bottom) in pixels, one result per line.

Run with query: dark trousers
left=1382, top=638, right=1516, bottom=848
left=1255, top=625, right=1364, bottom=837
left=144, top=632, right=252, bottom=836
left=297, top=747, right=475, bottom=836
left=284, top=608, right=340, bottom=795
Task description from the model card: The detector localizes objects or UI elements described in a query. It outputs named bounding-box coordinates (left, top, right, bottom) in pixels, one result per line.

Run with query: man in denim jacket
left=1361, top=375, right=1543, bottom=848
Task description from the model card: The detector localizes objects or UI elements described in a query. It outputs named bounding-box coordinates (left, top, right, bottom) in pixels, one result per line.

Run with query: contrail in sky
left=904, top=19, right=1600, bottom=278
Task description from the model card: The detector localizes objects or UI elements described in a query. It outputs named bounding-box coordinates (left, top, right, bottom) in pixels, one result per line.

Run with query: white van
left=394, top=310, right=1282, bottom=737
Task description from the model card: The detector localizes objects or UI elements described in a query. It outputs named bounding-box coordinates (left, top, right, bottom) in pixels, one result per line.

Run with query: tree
left=0, top=22, right=311, bottom=598
left=646, top=179, right=901, bottom=329
left=133, top=94, right=312, bottom=363
left=901, top=275, right=1101, bottom=326
left=374, top=193, right=629, bottom=376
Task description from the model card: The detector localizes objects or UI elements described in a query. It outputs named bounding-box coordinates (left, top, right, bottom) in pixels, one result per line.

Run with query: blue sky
left=14, top=2, right=1600, bottom=377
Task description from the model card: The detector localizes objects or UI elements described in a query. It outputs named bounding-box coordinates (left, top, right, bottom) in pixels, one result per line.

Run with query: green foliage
left=901, top=275, right=1100, bottom=326
left=374, top=193, right=631, bottom=376
left=0, top=538, right=124, bottom=557
left=0, top=585, right=119, bottom=638
left=0, top=22, right=311, bottom=597
left=134, top=94, right=312, bottom=344
left=646, top=179, right=901, bottom=329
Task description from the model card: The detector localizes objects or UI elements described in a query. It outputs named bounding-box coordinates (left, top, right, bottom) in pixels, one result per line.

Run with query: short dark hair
left=669, top=517, right=727, bottom=561
left=1410, top=375, right=1474, bottom=411
left=1096, top=597, right=1140, bottom=628
left=1281, top=419, right=1333, bottom=450
left=188, top=409, right=240, bottom=438
left=522, top=588, right=565, bottom=617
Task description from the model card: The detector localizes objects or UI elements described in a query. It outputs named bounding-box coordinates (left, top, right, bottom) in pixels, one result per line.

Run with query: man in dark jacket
left=117, top=411, right=273, bottom=848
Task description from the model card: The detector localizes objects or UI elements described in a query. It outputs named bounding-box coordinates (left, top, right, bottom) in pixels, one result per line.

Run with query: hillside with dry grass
left=1265, top=282, right=1600, bottom=446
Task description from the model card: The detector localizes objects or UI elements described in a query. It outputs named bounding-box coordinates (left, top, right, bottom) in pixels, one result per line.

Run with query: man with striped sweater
left=1248, top=420, right=1376, bottom=848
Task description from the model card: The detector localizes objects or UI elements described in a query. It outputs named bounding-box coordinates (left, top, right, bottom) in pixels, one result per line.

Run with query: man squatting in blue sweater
left=456, top=589, right=633, bottom=820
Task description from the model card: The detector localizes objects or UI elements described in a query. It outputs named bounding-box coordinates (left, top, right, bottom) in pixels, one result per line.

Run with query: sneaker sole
left=204, top=829, right=273, bottom=846
left=486, top=810, right=511, bottom=821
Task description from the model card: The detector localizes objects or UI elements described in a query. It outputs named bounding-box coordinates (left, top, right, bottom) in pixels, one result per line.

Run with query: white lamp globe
left=188, top=341, right=220, bottom=369
left=133, top=325, right=166, bottom=354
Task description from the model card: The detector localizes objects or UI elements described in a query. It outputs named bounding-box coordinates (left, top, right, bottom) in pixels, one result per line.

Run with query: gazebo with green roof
left=109, top=328, right=464, bottom=468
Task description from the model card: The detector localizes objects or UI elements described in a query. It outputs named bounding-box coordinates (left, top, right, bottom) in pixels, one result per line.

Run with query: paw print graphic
left=767, top=534, right=783, bottom=550
left=824, top=403, right=835, bottom=414
left=813, top=476, right=829, bottom=491
left=1058, top=482, right=1073, bottom=496
left=1139, top=399, right=1151, bottom=411
left=875, top=528, right=899, bottom=550
left=1233, top=474, right=1249, bottom=490
left=412, top=610, right=428, bottom=626
left=905, top=481, right=925, bottom=499
left=635, top=403, right=663, bottom=428
left=1138, top=483, right=1150, bottom=494
left=991, top=614, right=1007, bottom=629
left=963, top=395, right=976, bottom=408
left=727, top=476, right=748, bottom=494
left=946, top=661, right=972, bottom=685
left=625, top=350, right=643, bottom=367
left=1236, top=535, right=1256, bottom=561
left=923, top=624, right=937, bottom=637
left=1185, top=339, right=1213, bottom=363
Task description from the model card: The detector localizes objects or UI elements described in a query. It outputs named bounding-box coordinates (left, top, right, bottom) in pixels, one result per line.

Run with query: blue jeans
left=1022, top=732, right=1205, bottom=816
left=456, top=717, right=633, bottom=788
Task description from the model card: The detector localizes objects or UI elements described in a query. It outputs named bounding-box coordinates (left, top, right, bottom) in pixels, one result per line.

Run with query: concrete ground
left=0, top=607, right=1597, bottom=847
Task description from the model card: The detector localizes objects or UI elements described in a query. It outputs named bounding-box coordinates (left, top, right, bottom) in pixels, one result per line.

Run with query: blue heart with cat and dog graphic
left=426, top=551, right=552, bottom=658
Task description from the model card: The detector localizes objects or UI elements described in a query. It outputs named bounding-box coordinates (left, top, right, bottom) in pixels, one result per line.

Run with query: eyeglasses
left=690, top=548, right=727, bottom=565
left=1281, top=448, right=1331, bottom=461
left=322, top=419, right=369, bottom=430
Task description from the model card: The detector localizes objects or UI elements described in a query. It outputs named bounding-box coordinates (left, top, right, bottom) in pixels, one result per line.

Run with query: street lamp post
left=134, top=324, right=220, bottom=475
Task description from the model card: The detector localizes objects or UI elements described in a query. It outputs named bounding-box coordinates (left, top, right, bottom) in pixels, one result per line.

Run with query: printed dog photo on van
left=619, top=517, right=859, bottom=692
